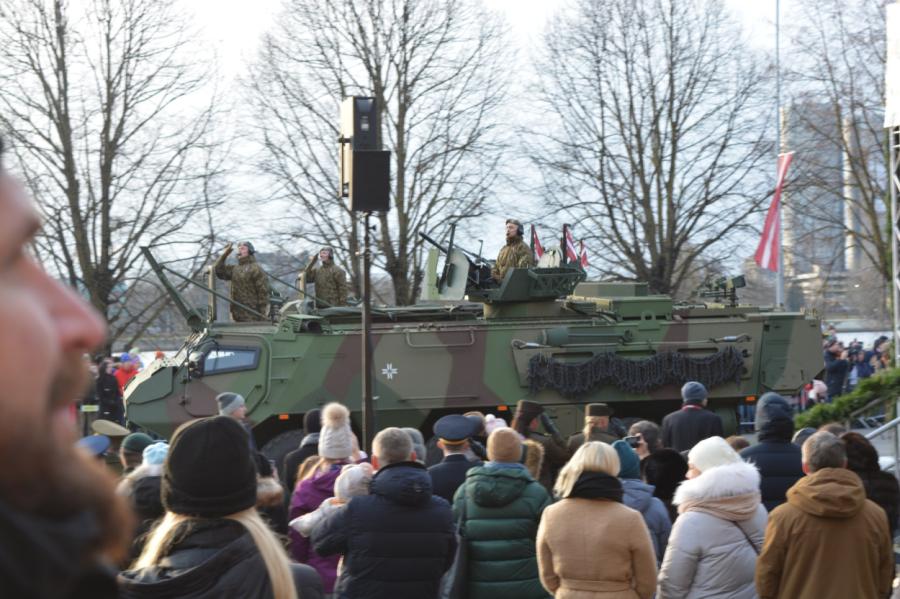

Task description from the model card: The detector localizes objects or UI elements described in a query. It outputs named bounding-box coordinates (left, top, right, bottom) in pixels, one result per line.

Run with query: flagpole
left=775, top=0, right=784, bottom=308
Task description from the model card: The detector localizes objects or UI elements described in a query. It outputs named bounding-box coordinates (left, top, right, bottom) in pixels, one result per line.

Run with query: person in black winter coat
left=119, top=417, right=323, bottom=599
left=841, top=432, right=900, bottom=538
left=739, top=392, right=804, bottom=511
left=312, top=427, right=456, bottom=599
left=823, top=340, right=850, bottom=400
left=640, top=448, right=688, bottom=523
left=282, top=409, right=321, bottom=496
left=96, top=358, right=125, bottom=425
left=661, top=382, right=724, bottom=453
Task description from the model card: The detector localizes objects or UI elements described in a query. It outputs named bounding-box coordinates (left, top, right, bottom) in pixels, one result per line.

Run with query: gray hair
left=373, top=427, right=413, bottom=466
left=628, top=420, right=661, bottom=451
left=802, top=431, right=846, bottom=472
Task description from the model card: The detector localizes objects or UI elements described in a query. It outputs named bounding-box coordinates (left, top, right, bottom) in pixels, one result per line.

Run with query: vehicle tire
left=260, top=429, right=306, bottom=476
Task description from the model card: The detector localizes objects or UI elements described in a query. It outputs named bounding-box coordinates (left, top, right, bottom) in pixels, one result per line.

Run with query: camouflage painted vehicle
left=126, top=241, right=824, bottom=457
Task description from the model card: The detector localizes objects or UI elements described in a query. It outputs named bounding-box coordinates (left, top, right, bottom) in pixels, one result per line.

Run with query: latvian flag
left=754, top=152, right=794, bottom=272
left=564, top=225, right=579, bottom=263
left=531, top=225, right=544, bottom=260
left=579, top=240, right=589, bottom=268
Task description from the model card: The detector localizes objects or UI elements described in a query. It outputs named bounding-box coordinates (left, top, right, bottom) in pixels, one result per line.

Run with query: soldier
left=427, top=414, right=483, bottom=503
left=304, top=246, right=348, bottom=308
left=566, top=403, right=620, bottom=452
left=214, top=241, right=270, bottom=322
left=491, top=218, right=534, bottom=282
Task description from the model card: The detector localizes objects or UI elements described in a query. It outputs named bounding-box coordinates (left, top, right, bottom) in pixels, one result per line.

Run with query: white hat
left=319, top=402, right=354, bottom=460
left=334, top=462, right=374, bottom=499
left=484, top=414, right=508, bottom=435
left=688, top=436, right=742, bottom=473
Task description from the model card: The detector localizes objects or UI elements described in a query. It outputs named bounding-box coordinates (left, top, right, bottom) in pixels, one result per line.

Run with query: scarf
left=569, top=472, right=624, bottom=502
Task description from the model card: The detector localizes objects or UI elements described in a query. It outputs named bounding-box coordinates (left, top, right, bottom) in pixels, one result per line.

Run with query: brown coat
left=756, top=467, right=893, bottom=599
left=537, top=497, right=657, bottom=599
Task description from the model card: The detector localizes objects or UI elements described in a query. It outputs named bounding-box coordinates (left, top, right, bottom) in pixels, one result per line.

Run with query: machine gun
left=699, top=275, right=746, bottom=308
left=419, top=224, right=494, bottom=292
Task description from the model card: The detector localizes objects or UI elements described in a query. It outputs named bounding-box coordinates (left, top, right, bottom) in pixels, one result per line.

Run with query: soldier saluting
left=214, top=241, right=270, bottom=322
left=304, top=246, right=348, bottom=308
left=491, top=218, right=534, bottom=282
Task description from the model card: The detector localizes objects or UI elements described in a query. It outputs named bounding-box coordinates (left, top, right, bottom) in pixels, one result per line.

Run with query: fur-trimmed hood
left=256, top=476, right=284, bottom=508
left=674, top=461, right=760, bottom=505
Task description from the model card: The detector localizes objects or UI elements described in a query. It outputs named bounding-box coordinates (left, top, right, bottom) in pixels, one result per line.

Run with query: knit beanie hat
left=142, top=442, right=169, bottom=466
left=122, top=432, right=154, bottom=454
left=612, top=440, right=641, bottom=480
left=754, top=392, right=792, bottom=432
left=681, top=381, right=708, bottom=405
left=304, top=408, right=322, bottom=434
left=319, top=403, right=354, bottom=460
left=687, top=436, right=742, bottom=473
left=162, top=416, right=258, bottom=518
left=216, top=392, right=246, bottom=416
left=334, top=462, right=375, bottom=500
left=487, top=428, right=523, bottom=463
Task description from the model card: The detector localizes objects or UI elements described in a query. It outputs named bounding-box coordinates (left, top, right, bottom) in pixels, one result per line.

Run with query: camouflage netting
left=527, top=347, right=744, bottom=397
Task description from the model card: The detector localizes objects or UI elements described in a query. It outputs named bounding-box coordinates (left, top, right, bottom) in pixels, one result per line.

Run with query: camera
left=624, top=435, right=641, bottom=448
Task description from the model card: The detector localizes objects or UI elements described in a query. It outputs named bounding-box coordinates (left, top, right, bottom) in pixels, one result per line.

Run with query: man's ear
left=371, top=455, right=380, bottom=470
left=410, top=450, right=417, bottom=462
left=437, top=439, right=445, bottom=451
left=801, top=461, right=809, bottom=475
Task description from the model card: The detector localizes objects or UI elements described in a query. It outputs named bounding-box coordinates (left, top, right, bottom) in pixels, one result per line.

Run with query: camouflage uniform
left=492, top=237, right=534, bottom=281
left=305, top=260, right=348, bottom=308
left=215, top=252, right=270, bottom=322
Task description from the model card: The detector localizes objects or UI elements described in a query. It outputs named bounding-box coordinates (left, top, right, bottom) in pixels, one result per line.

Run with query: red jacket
left=115, top=368, right=136, bottom=394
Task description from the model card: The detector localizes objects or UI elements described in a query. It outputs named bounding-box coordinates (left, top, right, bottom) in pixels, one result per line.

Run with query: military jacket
left=492, top=238, right=534, bottom=282
left=215, top=253, right=270, bottom=322
left=305, top=261, right=348, bottom=307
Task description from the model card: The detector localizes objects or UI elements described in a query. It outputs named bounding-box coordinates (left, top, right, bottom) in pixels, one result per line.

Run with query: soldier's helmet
left=319, top=246, right=334, bottom=259
left=238, top=241, right=255, bottom=255
left=505, top=218, right=524, bottom=237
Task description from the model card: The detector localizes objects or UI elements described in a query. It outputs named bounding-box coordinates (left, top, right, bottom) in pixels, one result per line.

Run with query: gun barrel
left=419, top=232, right=449, bottom=254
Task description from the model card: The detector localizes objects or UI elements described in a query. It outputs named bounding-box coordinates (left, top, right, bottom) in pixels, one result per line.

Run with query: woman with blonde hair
left=118, top=416, right=322, bottom=599
left=537, top=441, right=657, bottom=598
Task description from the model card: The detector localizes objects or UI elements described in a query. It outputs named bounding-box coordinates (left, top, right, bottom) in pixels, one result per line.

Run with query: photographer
left=510, top=400, right=570, bottom=493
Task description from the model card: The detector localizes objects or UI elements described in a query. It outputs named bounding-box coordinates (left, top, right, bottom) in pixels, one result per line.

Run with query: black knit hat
left=304, top=408, right=322, bottom=434
left=162, top=416, right=258, bottom=518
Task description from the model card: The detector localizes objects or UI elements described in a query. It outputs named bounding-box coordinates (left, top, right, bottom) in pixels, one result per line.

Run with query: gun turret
left=699, top=275, right=746, bottom=307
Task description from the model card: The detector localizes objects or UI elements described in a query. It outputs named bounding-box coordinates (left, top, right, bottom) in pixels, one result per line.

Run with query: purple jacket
left=289, top=463, right=344, bottom=592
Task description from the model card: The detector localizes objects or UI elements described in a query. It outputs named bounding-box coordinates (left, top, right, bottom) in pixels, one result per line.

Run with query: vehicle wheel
left=260, top=429, right=306, bottom=476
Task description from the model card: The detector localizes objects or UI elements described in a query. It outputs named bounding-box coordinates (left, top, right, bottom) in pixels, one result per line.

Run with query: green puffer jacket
left=452, top=464, right=552, bottom=599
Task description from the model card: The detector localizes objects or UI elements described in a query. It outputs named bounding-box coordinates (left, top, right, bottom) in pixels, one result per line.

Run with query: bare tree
left=247, top=0, right=509, bottom=304
left=529, top=0, right=771, bottom=296
left=0, top=0, right=229, bottom=347
left=781, top=0, right=889, bottom=318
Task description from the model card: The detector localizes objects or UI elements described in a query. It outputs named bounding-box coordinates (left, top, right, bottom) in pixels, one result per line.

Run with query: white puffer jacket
left=657, top=461, right=767, bottom=599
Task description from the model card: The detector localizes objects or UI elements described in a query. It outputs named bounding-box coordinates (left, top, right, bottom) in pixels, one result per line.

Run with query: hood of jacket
left=466, top=464, right=534, bottom=508
left=674, top=461, right=761, bottom=520
left=621, top=478, right=657, bottom=513
left=370, top=461, right=433, bottom=507
left=787, top=467, right=866, bottom=518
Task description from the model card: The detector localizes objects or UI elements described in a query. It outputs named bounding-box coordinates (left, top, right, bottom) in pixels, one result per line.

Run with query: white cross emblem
left=381, top=363, right=399, bottom=380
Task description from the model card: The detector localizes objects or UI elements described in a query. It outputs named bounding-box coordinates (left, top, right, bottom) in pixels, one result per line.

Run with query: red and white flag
left=754, top=152, right=794, bottom=272
left=531, top=225, right=544, bottom=260
left=564, top=225, right=578, bottom=263
left=579, top=240, right=589, bottom=268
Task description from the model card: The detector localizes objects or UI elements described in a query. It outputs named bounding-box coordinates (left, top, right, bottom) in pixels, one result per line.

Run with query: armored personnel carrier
left=126, top=238, right=824, bottom=456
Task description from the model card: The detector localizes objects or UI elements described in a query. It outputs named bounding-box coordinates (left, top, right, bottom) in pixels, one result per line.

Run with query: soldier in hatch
left=491, top=218, right=534, bottom=283
left=214, top=241, right=270, bottom=322
left=304, top=246, right=348, bottom=308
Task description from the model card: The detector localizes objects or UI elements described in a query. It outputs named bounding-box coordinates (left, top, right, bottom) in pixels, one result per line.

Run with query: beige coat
left=537, top=497, right=657, bottom=599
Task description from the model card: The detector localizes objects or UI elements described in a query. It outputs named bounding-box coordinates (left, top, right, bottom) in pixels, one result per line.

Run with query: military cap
left=433, top=414, right=478, bottom=445
left=586, top=403, right=612, bottom=417
left=505, top=218, right=524, bottom=236
left=238, top=241, right=255, bottom=255
left=514, top=399, right=543, bottom=420
left=122, top=432, right=155, bottom=454
left=77, top=434, right=110, bottom=456
left=92, top=419, right=131, bottom=437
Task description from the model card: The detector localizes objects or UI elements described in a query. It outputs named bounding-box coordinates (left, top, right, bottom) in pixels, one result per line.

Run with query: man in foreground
left=0, top=137, right=133, bottom=597
left=755, top=431, right=893, bottom=599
